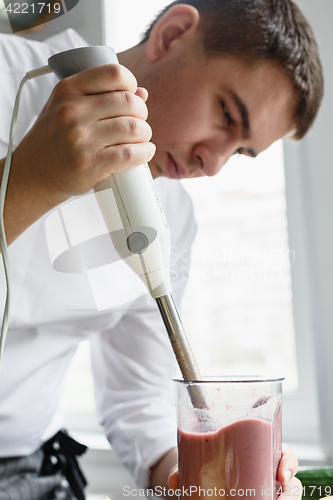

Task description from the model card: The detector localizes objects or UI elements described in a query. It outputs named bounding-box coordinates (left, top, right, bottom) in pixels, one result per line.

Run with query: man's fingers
left=135, top=87, right=149, bottom=102
left=86, top=90, right=149, bottom=122
left=92, top=117, right=152, bottom=148
left=167, top=467, right=179, bottom=490
left=99, top=141, right=156, bottom=176
left=278, top=446, right=301, bottom=500
left=278, top=443, right=299, bottom=485
left=279, top=477, right=303, bottom=500
left=59, top=63, right=138, bottom=96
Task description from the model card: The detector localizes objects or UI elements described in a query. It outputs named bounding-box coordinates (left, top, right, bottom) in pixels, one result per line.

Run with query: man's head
left=120, top=0, right=323, bottom=179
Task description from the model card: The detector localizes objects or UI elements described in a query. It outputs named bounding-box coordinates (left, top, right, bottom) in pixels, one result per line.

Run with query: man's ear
left=145, top=5, right=200, bottom=62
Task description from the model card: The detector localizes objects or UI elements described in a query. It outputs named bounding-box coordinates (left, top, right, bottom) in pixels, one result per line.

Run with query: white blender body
left=94, top=164, right=171, bottom=298
left=48, top=46, right=171, bottom=299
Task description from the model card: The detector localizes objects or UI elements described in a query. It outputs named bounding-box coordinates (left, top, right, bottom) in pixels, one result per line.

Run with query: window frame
left=280, top=0, right=333, bottom=462
left=281, top=140, right=321, bottom=447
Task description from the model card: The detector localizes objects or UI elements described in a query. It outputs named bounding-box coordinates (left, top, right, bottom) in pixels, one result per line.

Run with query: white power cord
left=0, top=64, right=53, bottom=370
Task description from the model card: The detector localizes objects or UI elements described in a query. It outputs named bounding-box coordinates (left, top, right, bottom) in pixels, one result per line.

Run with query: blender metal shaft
left=156, top=294, right=209, bottom=409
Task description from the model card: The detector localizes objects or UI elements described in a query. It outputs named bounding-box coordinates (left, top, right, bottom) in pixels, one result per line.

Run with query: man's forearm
left=150, top=447, right=178, bottom=497
left=0, top=156, right=62, bottom=249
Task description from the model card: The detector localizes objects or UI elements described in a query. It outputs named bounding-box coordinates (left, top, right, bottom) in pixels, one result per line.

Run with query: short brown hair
left=141, top=0, right=323, bottom=140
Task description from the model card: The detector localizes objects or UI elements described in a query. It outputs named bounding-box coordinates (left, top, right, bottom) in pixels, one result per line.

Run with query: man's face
left=143, top=50, right=296, bottom=180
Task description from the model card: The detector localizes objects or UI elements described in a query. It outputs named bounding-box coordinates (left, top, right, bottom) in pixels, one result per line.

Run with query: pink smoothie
left=178, top=411, right=281, bottom=499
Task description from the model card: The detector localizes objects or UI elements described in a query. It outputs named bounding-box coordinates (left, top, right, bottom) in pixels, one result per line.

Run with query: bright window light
left=181, top=141, right=298, bottom=391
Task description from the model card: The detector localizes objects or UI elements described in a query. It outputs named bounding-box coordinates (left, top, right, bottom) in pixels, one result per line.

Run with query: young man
left=0, top=0, right=323, bottom=498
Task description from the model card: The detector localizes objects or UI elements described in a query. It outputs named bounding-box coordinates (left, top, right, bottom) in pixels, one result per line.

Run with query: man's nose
left=193, top=141, right=238, bottom=177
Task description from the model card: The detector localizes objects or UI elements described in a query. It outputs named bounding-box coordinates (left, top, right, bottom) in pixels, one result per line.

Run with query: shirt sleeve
left=0, top=29, right=88, bottom=148
left=90, top=179, right=197, bottom=488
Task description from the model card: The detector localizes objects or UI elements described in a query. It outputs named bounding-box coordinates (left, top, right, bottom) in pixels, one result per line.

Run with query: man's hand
left=167, top=443, right=302, bottom=499
left=13, top=63, right=155, bottom=203
left=278, top=444, right=303, bottom=500
left=150, top=447, right=177, bottom=497
left=2, top=63, right=155, bottom=245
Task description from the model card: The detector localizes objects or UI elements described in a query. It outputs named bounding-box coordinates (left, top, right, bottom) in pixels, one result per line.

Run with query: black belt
left=41, top=429, right=88, bottom=500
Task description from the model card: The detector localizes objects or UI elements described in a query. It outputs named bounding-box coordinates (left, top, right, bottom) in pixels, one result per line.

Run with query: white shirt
left=0, top=30, right=197, bottom=488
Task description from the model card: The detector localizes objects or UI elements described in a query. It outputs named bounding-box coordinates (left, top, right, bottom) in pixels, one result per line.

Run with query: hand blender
left=48, top=46, right=208, bottom=410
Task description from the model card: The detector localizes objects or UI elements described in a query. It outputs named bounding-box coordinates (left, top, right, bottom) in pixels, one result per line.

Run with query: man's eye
left=221, top=101, right=233, bottom=126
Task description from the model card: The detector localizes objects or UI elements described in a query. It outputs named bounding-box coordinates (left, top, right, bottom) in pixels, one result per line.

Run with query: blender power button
left=127, top=232, right=149, bottom=254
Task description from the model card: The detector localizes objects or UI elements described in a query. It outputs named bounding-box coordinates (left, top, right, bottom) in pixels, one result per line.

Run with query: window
left=181, top=141, right=298, bottom=392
